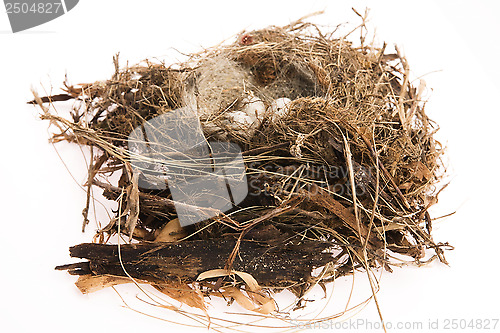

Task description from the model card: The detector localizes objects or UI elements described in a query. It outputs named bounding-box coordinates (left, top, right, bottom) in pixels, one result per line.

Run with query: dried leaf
left=307, top=187, right=382, bottom=248
left=414, top=161, right=432, bottom=181
left=374, top=222, right=406, bottom=232
left=405, top=161, right=432, bottom=182
left=196, top=269, right=260, bottom=291
left=221, top=286, right=276, bottom=314
left=75, top=275, right=132, bottom=294
left=125, top=171, right=140, bottom=239
left=398, top=182, right=413, bottom=190
left=155, top=281, right=206, bottom=311
left=154, top=218, right=187, bottom=242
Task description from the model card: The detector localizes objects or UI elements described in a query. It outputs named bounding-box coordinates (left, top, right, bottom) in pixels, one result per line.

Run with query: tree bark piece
left=56, top=238, right=334, bottom=287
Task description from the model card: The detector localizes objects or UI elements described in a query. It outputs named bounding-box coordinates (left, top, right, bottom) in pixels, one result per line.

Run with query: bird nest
left=33, top=14, right=450, bottom=328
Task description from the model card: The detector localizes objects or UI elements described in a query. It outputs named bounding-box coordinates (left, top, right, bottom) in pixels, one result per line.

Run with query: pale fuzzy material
left=192, top=56, right=254, bottom=120
left=182, top=56, right=290, bottom=139
left=267, top=97, right=292, bottom=122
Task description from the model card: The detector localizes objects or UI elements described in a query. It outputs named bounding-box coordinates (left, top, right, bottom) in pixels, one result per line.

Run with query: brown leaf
left=306, top=187, right=382, bottom=248
left=221, top=286, right=276, bottom=314
left=155, top=281, right=207, bottom=311
left=197, top=269, right=260, bottom=291
left=154, top=218, right=187, bottom=242
left=408, top=161, right=432, bottom=181
left=75, top=275, right=133, bottom=294
left=124, top=170, right=140, bottom=239
left=398, top=182, right=413, bottom=190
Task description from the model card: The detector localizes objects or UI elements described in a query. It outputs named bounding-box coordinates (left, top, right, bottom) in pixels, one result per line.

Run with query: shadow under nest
left=34, top=18, right=450, bottom=315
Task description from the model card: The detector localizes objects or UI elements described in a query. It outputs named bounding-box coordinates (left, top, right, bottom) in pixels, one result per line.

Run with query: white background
left=1, top=1, right=499, bottom=332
